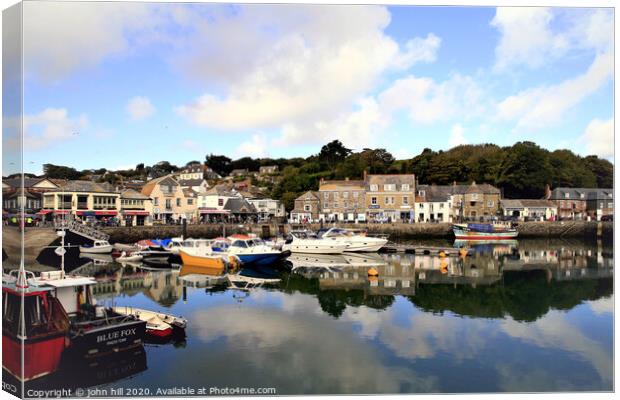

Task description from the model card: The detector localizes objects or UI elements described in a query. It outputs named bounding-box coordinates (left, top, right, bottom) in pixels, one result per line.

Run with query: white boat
left=113, top=243, right=141, bottom=252
left=79, top=240, right=113, bottom=254
left=317, top=228, right=388, bottom=252
left=282, top=230, right=348, bottom=254
left=112, top=306, right=187, bottom=339
left=167, top=237, right=212, bottom=255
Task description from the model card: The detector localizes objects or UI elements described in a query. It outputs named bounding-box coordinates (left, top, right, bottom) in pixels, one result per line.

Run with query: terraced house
left=319, top=177, right=366, bottom=222
left=41, top=181, right=120, bottom=223
left=449, top=181, right=501, bottom=221
left=290, top=191, right=320, bottom=223
left=142, top=175, right=197, bottom=224
left=365, top=173, right=416, bottom=222
left=545, top=187, right=613, bottom=220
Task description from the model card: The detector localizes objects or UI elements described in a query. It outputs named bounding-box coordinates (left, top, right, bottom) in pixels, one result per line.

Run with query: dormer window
left=401, top=184, right=410, bottom=191
left=580, top=193, right=585, bottom=199
left=370, top=184, right=378, bottom=191
left=564, top=193, right=569, bottom=198
left=384, top=184, right=396, bottom=191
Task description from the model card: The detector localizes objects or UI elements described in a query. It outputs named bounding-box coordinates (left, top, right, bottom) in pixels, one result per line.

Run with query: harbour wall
left=98, top=221, right=613, bottom=243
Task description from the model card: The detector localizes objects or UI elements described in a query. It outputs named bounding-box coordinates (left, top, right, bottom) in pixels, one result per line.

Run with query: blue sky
left=2, top=2, right=614, bottom=175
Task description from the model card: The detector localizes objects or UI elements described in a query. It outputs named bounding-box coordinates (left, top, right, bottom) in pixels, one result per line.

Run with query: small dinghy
left=79, top=240, right=113, bottom=254
left=116, top=251, right=143, bottom=263
left=112, top=306, right=187, bottom=338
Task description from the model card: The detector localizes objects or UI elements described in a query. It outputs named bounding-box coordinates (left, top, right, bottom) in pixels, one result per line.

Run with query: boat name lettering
left=96, top=328, right=136, bottom=343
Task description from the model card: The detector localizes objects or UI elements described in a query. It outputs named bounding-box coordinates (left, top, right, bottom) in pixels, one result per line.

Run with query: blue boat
left=227, top=238, right=290, bottom=267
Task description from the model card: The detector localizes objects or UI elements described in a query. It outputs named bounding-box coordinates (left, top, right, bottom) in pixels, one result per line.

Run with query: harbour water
left=12, top=239, right=614, bottom=394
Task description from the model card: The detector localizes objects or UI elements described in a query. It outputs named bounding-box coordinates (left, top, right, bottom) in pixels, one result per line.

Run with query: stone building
left=449, top=181, right=501, bottom=221
left=365, top=173, right=415, bottom=222
left=319, top=178, right=367, bottom=222
left=290, top=191, right=321, bottom=223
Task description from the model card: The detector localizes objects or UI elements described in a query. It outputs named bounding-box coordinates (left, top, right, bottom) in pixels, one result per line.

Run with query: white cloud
left=448, top=124, right=467, bottom=147
left=579, top=118, right=614, bottom=159
left=491, top=7, right=568, bottom=72
left=126, top=96, right=155, bottom=120
left=274, top=97, right=387, bottom=149
left=587, top=296, right=614, bottom=315
left=23, top=2, right=161, bottom=82
left=22, top=108, right=88, bottom=150
left=378, top=73, right=485, bottom=124
left=236, top=134, right=269, bottom=158
left=496, top=51, right=613, bottom=131
left=175, top=5, right=440, bottom=131
left=491, top=7, right=614, bottom=72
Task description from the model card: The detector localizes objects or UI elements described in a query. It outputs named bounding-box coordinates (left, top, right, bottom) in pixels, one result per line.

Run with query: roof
left=223, top=198, right=257, bottom=214
left=182, top=188, right=197, bottom=197
left=547, top=187, right=612, bottom=200
left=501, top=199, right=557, bottom=208
left=4, top=188, right=41, bottom=199
left=366, top=174, right=415, bottom=187
left=121, top=189, right=150, bottom=200
left=416, top=185, right=450, bottom=202
left=2, top=177, right=58, bottom=189
left=141, top=175, right=178, bottom=196
left=230, top=169, right=249, bottom=174
left=202, top=183, right=237, bottom=197
left=320, top=179, right=365, bottom=191
left=178, top=178, right=206, bottom=187
left=446, top=182, right=500, bottom=195
left=295, top=191, right=320, bottom=201
left=51, top=180, right=117, bottom=193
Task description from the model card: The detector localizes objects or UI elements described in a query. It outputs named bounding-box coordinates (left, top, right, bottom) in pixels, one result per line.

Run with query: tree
left=206, top=154, right=232, bottom=176
left=548, top=150, right=597, bottom=188
left=497, top=142, right=552, bottom=198
left=43, top=164, right=81, bottom=180
left=583, top=156, right=613, bottom=188
left=318, top=140, right=352, bottom=169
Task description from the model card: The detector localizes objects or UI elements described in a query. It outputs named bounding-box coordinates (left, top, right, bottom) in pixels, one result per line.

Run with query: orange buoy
left=439, top=251, right=446, bottom=258
left=367, top=267, right=379, bottom=277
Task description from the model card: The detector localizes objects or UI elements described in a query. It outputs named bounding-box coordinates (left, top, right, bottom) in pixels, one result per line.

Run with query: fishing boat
left=282, top=230, right=348, bottom=254
left=112, top=306, right=187, bottom=339
left=79, top=239, right=113, bottom=254
left=226, top=238, right=291, bottom=266
left=317, top=228, right=388, bottom=252
left=452, top=223, right=518, bottom=240
left=2, top=270, right=146, bottom=381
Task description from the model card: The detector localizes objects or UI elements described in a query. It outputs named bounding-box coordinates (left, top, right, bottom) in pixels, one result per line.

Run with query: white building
left=414, top=185, right=452, bottom=223
left=196, top=184, right=240, bottom=220
left=500, top=199, right=557, bottom=221
left=247, top=198, right=286, bottom=219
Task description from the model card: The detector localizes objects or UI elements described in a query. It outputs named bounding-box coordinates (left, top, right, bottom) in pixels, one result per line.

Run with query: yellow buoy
left=367, top=267, right=379, bottom=277
left=459, top=248, right=468, bottom=257
left=439, top=251, right=446, bottom=258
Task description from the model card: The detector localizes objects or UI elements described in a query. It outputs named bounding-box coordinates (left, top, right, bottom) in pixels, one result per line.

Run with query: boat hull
left=68, top=318, right=146, bottom=358
left=236, top=253, right=283, bottom=266
left=453, top=225, right=518, bottom=240
left=2, top=332, right=66, bottom=382
left=179, top=250, right=226, bottom=269
left=79, top=245, right=113, bottom=254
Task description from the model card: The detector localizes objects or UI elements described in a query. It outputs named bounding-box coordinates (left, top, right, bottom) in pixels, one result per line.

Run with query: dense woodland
left=16, top=141, right=613, bottom=212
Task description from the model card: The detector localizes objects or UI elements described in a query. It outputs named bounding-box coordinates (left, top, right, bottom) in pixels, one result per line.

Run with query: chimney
left=363, top=170, right=368, bottom=181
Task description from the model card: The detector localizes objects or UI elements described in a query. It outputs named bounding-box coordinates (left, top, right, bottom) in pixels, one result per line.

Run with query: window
left=487, top=201, right=494, bottom=207
left=610, top=202, right=613, bottom=208
left=403, top=196, right=409, bottom=205
left=402, top=184, right=410, bottom=191
left=333, top=202, right=339, bottom=209
left=218, top=198, right=224, bottom=206
left=176, top=198, right=181, bottom=206
left=386, top=197, right=395, bottom=205
left=371, top=197, right=377, bottom=205
left=418, top=190, right=425, bottom=197
left=564, top=192, right=569, bottom=198
left=439, top=203, right=444, bottom=209
left=324, top=202, right=329, bottom=209
left=188, top=198, right=194, bottom=205
left=344, top=201, right=348, bottom=208
left=154, top=198, right=159, bottom=206
left=384, top=184, right=396, bottom=191
left=334, top=192, right=339, bottom=200
left=353, top=192, right=359, bottom=198
left=471, top=194, right=478, bottom=200
left=419, top=203, right=424, bottom=209
left=580, top=193, right=585, bottom=199
left=165, top=199, right=172, bottom=209
left=304, top=205, right=311, bottom=212
left=600, top=202, right=604, bottom=209
left=324, top=192, right=329, bottom=199
left=370, top=184, right=378, bottom=191
left=343, top=192, right=349, bottom=199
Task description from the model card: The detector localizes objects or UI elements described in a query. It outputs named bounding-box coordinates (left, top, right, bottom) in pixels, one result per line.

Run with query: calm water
left=18, top=239, right=614, bottom=394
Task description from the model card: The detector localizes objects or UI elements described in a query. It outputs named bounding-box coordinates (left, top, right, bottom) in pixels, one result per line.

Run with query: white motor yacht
left=317, top=228, right=388, bottom=252
left=282, top=230, right=348, bottom=254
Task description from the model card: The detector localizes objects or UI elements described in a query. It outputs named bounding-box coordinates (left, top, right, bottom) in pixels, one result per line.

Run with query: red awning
left=199, top=209, right=230, bottom=214
left=36, top=210, right=53, bottom=215
left=95, top=211, right=117, bottom=216
left=54, top=210, right=70, bottom=215
left=123, top=211, right=149, bottom=216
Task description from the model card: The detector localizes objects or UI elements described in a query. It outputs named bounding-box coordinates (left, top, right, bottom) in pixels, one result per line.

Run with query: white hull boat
left=282, top=230, right=348, bottom=254
left=318, top=228, right=388, bottom=252
left=79, top=240, right=113, bottom=254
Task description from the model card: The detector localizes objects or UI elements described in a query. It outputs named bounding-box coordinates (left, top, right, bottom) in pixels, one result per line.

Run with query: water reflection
left=12, top=239, right=613, bottom=394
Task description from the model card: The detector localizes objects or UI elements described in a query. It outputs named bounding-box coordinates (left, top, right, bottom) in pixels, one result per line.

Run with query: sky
left=1, top=1, right=614, bottom=175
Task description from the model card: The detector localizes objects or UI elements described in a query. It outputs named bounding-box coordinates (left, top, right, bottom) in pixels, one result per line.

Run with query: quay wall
left=99, top=221, right=613, bottom=242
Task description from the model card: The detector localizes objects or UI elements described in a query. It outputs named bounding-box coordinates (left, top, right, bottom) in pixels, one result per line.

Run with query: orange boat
left=179, top=249, right=238, bottom=269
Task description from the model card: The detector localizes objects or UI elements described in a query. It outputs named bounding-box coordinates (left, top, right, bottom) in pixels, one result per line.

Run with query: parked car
left=601, top=215, right=613, bottom=221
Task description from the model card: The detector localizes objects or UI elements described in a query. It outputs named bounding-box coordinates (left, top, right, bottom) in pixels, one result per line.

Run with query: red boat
left=2, top=271, right=69, bottom=382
